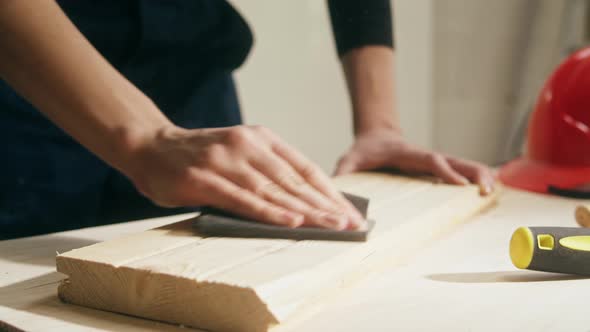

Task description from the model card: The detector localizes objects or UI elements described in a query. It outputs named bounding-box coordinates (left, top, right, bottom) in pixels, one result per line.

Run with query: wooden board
left=0, top=213, right=198, bottom=332
left=293, top=189, right=590, bottom=332
left=55, top=172, right=498, bottom=332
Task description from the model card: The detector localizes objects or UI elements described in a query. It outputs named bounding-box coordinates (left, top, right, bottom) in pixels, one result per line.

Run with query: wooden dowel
left=575, top=205, right=590, bottom=228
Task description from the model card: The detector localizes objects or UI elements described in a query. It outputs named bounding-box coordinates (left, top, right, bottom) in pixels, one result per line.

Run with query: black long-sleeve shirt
left=0, top=0, right=396, bottom=237
left=58, top=0, right=394, bottom=70
left=328, top=0, right=394, bottom=56
left=53, top=0, right=394, bottom=113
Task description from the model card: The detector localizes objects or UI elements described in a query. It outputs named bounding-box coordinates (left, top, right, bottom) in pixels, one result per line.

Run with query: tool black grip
left=510, top=226, right=590, bottom=275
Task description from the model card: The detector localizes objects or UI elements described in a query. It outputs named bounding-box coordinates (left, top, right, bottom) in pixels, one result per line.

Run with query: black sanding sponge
left=193, top=193, right=374, bottom=242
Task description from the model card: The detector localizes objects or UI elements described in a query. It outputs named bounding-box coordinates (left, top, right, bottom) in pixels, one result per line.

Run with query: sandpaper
left=193, top=192, right=374, bottom=242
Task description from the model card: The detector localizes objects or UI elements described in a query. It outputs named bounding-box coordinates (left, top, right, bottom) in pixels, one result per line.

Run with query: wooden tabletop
left=1, top=188, right=589, bottom=331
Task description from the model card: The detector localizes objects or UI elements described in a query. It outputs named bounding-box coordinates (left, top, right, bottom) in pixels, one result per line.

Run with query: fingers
left=151, top=125, right=367, bottom=230
left=221, top=163, right=350, bottom=230
left=447, top=157, right=495, bottom=195
left=247, top=151, right=351, bottom=230
left=417, top=152, right=469, bottom=186
left=414, top=151, right=495, bottom=195
left=185, top=170, right=305, bottom=228
left=255, top=127, right=366, bottom=229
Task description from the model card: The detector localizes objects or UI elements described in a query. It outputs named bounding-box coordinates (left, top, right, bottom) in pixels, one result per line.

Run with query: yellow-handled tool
left=510, top=226, right=590, bottom=275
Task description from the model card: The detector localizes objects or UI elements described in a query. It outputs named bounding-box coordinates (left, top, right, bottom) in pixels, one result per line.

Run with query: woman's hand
left=0, top=2, right=363, bottom=230
left=126, top=125, right=366, bottom=230
left=335, top=129, right=495, bottom=195
left=336, top=46, right=494, bottom=195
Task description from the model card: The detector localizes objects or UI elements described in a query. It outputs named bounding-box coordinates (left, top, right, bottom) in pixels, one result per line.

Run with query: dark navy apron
left=0, top=0, right=253, bottom=238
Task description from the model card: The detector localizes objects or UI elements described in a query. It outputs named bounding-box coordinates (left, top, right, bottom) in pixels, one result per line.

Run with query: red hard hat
left=499, top=47, right=590, bottom=193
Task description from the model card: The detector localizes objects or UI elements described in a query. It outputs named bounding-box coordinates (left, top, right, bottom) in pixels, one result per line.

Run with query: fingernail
left=322, top=213, right=347, bottom=230
left=351, top=213, right=366, bottom=229
left=484, top=183, right=494, bottom=195
left=284, top=212, right=304, bottom=228
left=349, top=218, right=368, bottom=231
left=459, top=177, right=470, bottom=185
left=356, top=221, right=368, bottom=231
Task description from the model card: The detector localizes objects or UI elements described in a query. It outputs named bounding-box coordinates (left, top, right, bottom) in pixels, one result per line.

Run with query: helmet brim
left=499, top=157, right=590, bottom=193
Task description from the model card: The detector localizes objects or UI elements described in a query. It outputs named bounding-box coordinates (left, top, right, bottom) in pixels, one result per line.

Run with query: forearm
left=0, top=1, right=171, bottom=174
left=341, top=46, right=399, bottom=136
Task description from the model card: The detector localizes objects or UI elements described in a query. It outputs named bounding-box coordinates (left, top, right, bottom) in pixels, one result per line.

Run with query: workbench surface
left=1, top=188, right=588, bottom=332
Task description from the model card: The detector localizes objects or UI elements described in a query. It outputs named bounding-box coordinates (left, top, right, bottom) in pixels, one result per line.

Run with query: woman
left=0, top=0, right=494, bottom=239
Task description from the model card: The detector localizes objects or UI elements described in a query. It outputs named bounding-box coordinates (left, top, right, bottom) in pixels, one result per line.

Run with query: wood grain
left=56, top=172, right=498, bottom=332
left=0, top=214, right=199, bottom=332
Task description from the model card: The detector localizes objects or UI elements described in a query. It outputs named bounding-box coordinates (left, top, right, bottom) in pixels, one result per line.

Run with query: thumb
left=334, top=153, right=360, bottom=176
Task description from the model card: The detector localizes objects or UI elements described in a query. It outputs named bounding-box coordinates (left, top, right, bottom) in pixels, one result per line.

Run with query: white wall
left=230, top=0, right=564, bottom=170
left=393, top=0, right=434, bottom=149
left=230, top=0, right=352, bottom=174
left=432, top=0, right=565, bottom=164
